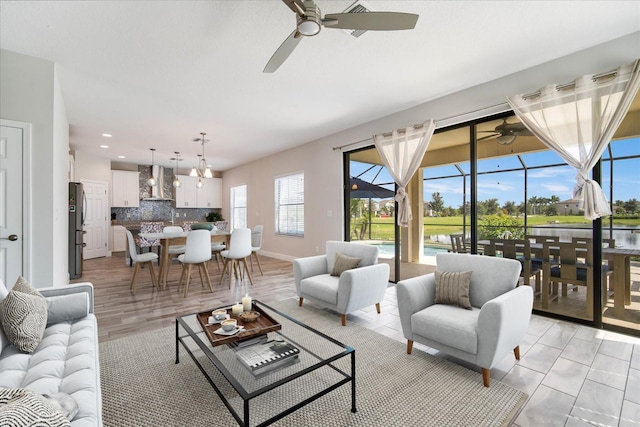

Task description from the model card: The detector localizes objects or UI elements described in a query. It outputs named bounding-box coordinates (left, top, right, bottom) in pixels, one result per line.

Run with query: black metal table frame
left=175, top=300, right=356, bottom=427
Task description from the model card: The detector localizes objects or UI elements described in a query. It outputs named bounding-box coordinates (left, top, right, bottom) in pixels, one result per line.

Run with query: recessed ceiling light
left=100, top=145, right=109, bottom=149
left=117, top=155, right=125, bottom=159
left=102, top=133, right=112, bottom=138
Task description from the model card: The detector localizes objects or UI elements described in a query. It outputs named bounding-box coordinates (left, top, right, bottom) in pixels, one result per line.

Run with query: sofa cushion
left=0, top=315, right=100, bottom=426
left=0, top=387, right=70, bottom=427
left=434, top=270, right=472, bottom=309
left=0, top=277, right=48, bottom=353
left=300, top=274, right=339, bottom=305
left=330, top=252, right=361, bottom=277
left=412, top=304, right=480, bottom=354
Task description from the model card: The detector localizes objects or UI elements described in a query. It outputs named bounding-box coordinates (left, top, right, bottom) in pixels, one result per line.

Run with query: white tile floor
left=344, top=285, right=640, bottom=427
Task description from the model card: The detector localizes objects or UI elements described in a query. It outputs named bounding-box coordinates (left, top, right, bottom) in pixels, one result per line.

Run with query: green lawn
left=352, top=215, right=640, bottom=242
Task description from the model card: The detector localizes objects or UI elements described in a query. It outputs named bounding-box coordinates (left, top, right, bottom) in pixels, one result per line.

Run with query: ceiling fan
left=477, top=119, right=533, bottom=145
left=263, top=0, right=419, bottom=73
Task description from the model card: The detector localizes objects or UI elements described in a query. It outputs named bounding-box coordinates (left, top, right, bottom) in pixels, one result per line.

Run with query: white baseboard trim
left=257, top=250, right=296, bottom=263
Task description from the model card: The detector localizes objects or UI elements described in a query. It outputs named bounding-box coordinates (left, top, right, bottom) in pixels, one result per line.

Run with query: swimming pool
left=373, top=243, right=449, bottom=258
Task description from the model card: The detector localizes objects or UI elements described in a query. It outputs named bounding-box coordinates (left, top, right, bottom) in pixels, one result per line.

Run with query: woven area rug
left=100, top=298, right=526, bottom=426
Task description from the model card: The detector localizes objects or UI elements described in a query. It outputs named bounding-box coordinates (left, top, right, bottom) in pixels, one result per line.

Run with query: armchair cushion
left=330, top=253, right=361, bottom=277
left=412, top=305, right=480, bottom=354
left=300, top=274, right=338, bottom=305
left=434, top=270, right=472, bottom=309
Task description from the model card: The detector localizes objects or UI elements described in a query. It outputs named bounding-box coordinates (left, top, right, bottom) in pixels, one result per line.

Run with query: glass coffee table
left=175, top=300, right=356, bottom=427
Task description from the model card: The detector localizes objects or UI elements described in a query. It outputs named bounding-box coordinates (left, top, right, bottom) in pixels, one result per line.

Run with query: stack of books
left=233, top=338, right=300, bottom=376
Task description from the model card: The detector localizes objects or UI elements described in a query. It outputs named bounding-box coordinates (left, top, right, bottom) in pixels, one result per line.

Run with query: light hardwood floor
left=74, top=252, right=298, bottom=342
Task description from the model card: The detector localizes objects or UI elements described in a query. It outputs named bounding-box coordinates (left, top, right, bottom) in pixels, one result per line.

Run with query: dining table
left=478, top=239, right=639, bottom=317
left=139, top=229, right=231, bottom=290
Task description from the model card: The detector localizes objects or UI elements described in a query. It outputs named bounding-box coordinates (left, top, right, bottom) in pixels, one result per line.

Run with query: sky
left=350, top=137, right=640, bottom=209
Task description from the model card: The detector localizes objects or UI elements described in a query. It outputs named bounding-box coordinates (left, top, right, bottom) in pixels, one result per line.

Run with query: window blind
left=275, top=172, right=304, bottom=236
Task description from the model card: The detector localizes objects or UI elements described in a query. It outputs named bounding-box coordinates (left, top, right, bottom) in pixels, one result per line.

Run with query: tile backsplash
left=111, top=200, right=216, bottom=223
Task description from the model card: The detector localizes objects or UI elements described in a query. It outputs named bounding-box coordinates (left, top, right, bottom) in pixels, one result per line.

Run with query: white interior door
left=82, top=180, right=107, bottom=259
left=0, top=125, right=23, bottom=287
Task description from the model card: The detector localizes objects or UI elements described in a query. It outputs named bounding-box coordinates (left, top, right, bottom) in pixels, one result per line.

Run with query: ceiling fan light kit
left=297, top=1, right=321, bottom=35
left=264, top=0, right=419, bottom=73
left=496, top=134, right=517, bottom=145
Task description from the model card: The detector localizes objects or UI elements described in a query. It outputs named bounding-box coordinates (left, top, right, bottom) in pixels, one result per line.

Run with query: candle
left=231, top=303, right=243, bottom=316
left=242, top=294, right=252, bottom=312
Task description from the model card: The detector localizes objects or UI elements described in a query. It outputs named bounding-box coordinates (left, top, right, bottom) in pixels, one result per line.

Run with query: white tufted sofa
left=0, top=280, right=102, bottom=426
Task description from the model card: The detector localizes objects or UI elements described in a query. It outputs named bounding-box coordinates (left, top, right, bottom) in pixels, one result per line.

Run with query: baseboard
left=257, top=250, right=295, bottom=262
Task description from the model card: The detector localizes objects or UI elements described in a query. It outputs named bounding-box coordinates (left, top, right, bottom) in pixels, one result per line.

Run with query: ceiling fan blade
left=263, top=30, right=303, bottom=73
left=477, top=133, right=499, bottom=142
left=323, top=12, right=418, bottom=31
left=281, top=0, right=305, bottom=15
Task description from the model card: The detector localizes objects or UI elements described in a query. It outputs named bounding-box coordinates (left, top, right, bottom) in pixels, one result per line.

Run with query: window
left=230, top=185, right=247, bottom=229
left=275, top=172, right=304, bottom=236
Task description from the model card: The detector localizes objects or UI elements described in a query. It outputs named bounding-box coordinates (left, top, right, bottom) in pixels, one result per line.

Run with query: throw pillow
left=46, top=293, right=90, bottom=326
left=330, top=252, right=361, bottom=277
left=43, top=393, right=79, bottom=422
left=434, top=270, right=473, bottom=310
left=0, top=388, right=71, bottom=427
left=0, top=276, right=48, bottom=353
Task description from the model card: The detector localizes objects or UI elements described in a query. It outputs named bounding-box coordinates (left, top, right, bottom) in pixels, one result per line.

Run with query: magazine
left=234, top=340, right=300, bottom=376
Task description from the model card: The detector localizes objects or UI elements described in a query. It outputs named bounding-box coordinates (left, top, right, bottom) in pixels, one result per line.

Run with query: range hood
left=143, top=165, right=173, bottom=200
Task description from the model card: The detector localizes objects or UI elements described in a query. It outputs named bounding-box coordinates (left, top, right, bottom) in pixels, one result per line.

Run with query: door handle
left=2, top=234, right=18, bottom=241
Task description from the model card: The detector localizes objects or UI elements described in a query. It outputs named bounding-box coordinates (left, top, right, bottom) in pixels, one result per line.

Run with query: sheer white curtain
left=507, top=59, right=640, bottom=220
left=373, top=119, right=436, bottom=227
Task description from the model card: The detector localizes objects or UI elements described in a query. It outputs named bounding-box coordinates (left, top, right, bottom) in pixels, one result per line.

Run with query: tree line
left=427, top=192, right=639, bottom=217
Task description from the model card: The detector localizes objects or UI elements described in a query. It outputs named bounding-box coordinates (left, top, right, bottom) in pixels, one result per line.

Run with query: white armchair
left=293, top=241, right=390, bottom=326
left=397, top=253, right=533, bottom=387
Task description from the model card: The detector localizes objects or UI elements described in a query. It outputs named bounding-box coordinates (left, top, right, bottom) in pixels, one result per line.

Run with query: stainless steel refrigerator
left=69, top=182, right=86, bottom=279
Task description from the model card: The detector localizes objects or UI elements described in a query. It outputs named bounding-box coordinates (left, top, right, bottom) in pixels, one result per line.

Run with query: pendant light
left=147, top=148, right=157, bottom=186
left=195, top=155, right=204, bottom=188
left=189, top=132, right=213, bottom=180
left=172, top=152, right=182, bottom=188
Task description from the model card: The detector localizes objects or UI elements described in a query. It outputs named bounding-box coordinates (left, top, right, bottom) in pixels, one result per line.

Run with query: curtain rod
left=521, top=69, right=619, bottom=100
left=331, top=101, right=509, bottom=151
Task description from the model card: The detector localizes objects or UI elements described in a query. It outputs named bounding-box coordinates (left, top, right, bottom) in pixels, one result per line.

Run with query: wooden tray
left=197, top=303, right=281, bottom=347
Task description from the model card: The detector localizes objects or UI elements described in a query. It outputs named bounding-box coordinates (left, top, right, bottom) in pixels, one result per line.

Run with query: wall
left=52, top=68, right=69, bottom=284
left=0, top=49, right=68, bottom=286
left=222, top=32, right=640, bottom=260
left=73, top=150, right=112, bottom=185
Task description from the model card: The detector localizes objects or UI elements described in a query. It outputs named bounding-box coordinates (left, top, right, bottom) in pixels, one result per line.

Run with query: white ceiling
left=1, top=1, right=639, bottom=171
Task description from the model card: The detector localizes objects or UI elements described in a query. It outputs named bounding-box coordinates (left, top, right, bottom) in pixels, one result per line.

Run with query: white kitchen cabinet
left=112, top=171, right=140, bottom=207
left=174, top=175, right=198, bottom=208
left=111, top=225, right=127, bottom=252
left=175, top=175, right=222, bottom=209
left=197, top=177, right=222, bottom=209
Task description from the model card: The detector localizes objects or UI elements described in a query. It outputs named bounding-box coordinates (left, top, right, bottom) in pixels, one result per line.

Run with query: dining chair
left=526, top=235, right=560, bottom=266
left=136, top=221, right=163, bottom=253
left=126, top=230, right=158, bottom=295
left=219, top=228, right=253, bottom=289
left=176, top=230, right=214, bottom=298
left=572, top=236, right=616, bottom=304
left=542, top=240, right=612, bottom=319
left=189, top=223, right=225, bottom=269
left=494, top=239, right=542, bottom=291
left=449, top=233, right=468, bottom=253
left=250, top=225, right=264, bottom=275
left=162, top=226, right=186, bottom=272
